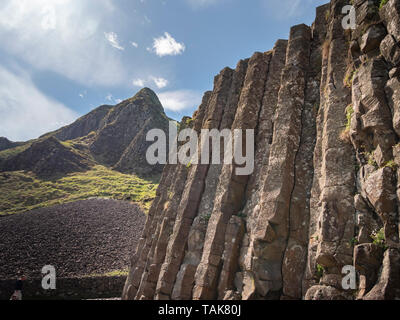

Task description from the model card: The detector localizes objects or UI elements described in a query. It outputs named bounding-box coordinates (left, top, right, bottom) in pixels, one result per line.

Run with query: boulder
left=380, top=34, right=400, bottom=66
left=360, top=24, right=387, bottom=54
left=364, top=248, right=400, bottom=300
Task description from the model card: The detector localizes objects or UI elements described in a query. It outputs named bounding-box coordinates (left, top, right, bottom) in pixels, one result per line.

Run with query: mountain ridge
left=0, top=87, right=171, bottom=177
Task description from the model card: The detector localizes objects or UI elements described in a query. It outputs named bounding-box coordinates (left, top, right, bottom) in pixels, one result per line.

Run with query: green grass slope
left=0, top=165, right=158, bottom=215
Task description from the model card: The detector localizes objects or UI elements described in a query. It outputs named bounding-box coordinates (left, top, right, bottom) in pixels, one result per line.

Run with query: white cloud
left=0, top=66, right=78, bottom=141
left=131, top=41, right=139, bottom=48
left=105, top=93, right=122, bottom=104
left=185, top=0, right=222, bottom=8
left=79, top=90, right=87, bottom=99
left=151, top=32, right=185, bottom=57
left=0, top=0, right=126, bottom=86
left=158, top=90, right=202, bottom=112
left=151, top=77, right=169, bottom=89
left=41, top=5, right=57, bottom=30
left=104, top=31, right=125, bottom=50
left=133, top=78, right=146, bottom=87
left=133, top=76, right=169, bottom=89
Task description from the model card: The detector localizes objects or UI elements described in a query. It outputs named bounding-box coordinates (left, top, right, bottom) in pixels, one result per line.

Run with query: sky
left=0, top=0, right=328, bottom=141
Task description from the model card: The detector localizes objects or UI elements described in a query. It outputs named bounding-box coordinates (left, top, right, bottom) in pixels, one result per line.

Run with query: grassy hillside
left=0, top=94, right=168, bottom=216
left=0, top=165, right=158, bottom=215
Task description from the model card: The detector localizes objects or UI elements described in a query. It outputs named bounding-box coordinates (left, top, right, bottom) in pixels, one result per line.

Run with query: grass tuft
left=371, top=228, right=387, bottom=249
left=379, top=0, right=388, bottom=9
left=316, top=264, right=325, bottom=280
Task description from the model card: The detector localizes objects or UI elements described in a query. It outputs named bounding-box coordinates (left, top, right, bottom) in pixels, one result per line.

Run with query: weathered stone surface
left=217, top=216, right=245, bottom=299
left=380, top=34, right=400, bottom=66
left=380, top=0, right=400, bottom=42
left=365, top=168, right=399, bottom=246
left=354, top=243, right=384, bottom=298
left=305, top=285, right=349, bottom=300
left=354, top=194, right=380, bottom=244
left=385, top=76, right=400, bottom=137
left=360, top=24, right=386, bottom=54
left=223, top=290, right=241, bottom=300
left=122, top=163, right=185, bottom=300
left=363, top=248, right=400, bottom=300
left=389, top=67, right=400, bottom=78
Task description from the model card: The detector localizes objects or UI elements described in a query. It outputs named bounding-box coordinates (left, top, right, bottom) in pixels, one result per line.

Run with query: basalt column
left=304, top=0, right=355, bottom=300
left=232, top=39, right=288, bottom=301
left=244, top=24, right=311, bottom=300
left=171, top=59, right=249, bottom=300
left=281, top=3, right=329, bottom=300
left=192, top=51, right=272, bottom=300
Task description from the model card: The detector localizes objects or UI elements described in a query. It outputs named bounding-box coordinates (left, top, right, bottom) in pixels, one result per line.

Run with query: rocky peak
left=131, top=87, right=164, bottom=112
left=90, top=88, right=169, bottom=176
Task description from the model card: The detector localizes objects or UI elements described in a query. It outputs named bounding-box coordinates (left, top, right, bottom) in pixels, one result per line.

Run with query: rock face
left=123, top=0, right=400, bottom=300
left=46, top=105, right=113, bottom=142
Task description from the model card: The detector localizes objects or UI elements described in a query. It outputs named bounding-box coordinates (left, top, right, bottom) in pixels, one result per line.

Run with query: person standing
left=10, top=272, right=26, bottom=300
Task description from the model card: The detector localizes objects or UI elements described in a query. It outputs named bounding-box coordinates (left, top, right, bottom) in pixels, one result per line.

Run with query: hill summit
left=90, top=88, right=170, bottom=176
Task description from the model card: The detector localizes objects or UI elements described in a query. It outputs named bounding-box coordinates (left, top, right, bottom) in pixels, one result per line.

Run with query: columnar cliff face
left=123, top=0, right=400, bottom=300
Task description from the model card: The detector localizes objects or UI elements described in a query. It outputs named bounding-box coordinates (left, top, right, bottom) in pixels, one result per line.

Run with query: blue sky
left=0, top=0, right=327, bottom=141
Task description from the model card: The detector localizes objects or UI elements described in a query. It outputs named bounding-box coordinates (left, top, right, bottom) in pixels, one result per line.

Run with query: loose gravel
left=0, top=199, right=145, bottom=280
